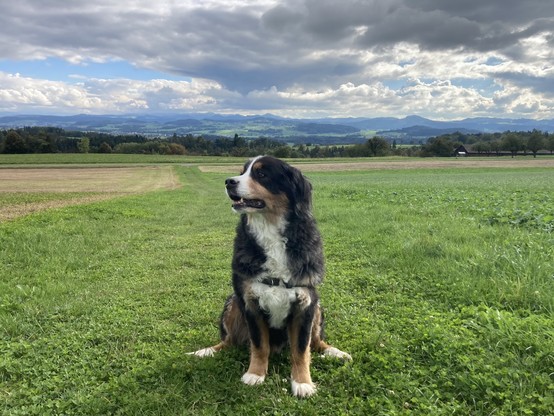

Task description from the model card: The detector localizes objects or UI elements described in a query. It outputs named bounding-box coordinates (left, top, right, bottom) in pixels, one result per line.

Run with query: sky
left=0, top=0, right=553, bottom=120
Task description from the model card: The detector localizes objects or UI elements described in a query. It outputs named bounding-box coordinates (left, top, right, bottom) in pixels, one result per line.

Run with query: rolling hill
left=1, top=113, right=553, bottom=144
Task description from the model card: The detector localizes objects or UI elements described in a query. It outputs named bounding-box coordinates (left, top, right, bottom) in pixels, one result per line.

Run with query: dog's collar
left=260, top=277, right=293, bottom=289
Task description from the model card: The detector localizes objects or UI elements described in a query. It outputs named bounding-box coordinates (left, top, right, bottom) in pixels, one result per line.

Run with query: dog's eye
left=257, top=170, right=266, bottom=178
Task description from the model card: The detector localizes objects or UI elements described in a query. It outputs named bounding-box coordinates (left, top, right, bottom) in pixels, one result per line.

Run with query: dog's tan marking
left=310, top=305, right=330, bottom=352
left=222, top=296, right=249, bottom=345
left=289, top=316, right=313, bottom=382
left=244, top=317, right=270, bottom=381
left=246, top=184, right=289, bottom=225
left=288, top=315, right=315, bottom=397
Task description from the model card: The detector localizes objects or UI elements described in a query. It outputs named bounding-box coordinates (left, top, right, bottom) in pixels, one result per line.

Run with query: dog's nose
left=225, top=178, right=238, bottom=188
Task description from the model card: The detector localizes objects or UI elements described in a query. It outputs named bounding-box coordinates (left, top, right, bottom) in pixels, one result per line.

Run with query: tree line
left=421, top=130, right=554, bottom=157
left=1, top=126, right=553, bottom=158
left=0, top=127, right=408, bottom=157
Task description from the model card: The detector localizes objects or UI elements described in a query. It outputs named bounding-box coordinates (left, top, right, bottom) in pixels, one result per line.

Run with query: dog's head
left=225, top=156, right=312, bottom=217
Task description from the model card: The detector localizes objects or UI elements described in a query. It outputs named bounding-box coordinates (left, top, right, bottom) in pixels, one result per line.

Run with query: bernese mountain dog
left=190, top=156, right=351, bottom=398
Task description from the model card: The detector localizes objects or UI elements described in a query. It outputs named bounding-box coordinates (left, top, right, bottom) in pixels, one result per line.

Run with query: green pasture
left=0, top=153, right=418, bottom=166
left=1, top=160, right=553, bottom=415
left=0, top=153, right=236, bottom=166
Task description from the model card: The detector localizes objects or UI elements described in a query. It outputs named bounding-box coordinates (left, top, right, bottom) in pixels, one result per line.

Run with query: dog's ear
left=286, top=165, right=312, bottom=216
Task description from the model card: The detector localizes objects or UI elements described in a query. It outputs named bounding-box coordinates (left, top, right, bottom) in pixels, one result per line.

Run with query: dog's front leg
left=289, top=298, right=317, bottom=398
left=242, top=311, right=270, bottom=385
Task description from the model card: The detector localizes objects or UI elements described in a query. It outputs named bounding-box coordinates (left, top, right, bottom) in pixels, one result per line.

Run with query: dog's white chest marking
left=248, top=215, right=291, bottom=283
left=248, top=215, right=297, bottom=328
left=251, top=283, right=297, bottom=328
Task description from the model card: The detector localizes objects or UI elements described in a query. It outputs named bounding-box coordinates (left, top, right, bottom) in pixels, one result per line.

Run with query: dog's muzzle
left=225, top=178, right=266, bottom=210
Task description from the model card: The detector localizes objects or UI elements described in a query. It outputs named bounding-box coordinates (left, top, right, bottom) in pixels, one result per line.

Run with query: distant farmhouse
left=454, top=145, right=468, bottom=157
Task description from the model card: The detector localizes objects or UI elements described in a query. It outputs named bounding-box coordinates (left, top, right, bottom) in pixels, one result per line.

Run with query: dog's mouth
left=228, top=194, right=266, bottom=210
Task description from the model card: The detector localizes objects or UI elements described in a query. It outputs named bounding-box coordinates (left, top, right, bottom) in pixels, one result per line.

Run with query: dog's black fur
left=190, top=156, right=351, bottom=397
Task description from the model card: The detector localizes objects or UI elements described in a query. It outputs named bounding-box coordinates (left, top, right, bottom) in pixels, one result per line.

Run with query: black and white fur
left=189, top=156, right=351, bottom=397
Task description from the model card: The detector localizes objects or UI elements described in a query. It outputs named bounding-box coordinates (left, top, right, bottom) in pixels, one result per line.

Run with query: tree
left=3, top=130, right=27, bottom=153
left=489, top=140, right=502, bottom=156
left=272, top=146, right=291, bottom=158
left=421, top=136, right=457, bottom=157
left=366, top=136, right=390, bottom=157
left=546, top=133, right=554, bottom=155
left=167, top=143, right=186, bottom=155
left=473, top=141, right=491, bottom=155
left=501, top=133, right=523, bottom=158
left=78, top=137, right=90, bottom=154
left=526, top=130, right=544, bottom=158
left=98, top=142, right=113, bottom=153
left=233, top=133, right=247, bottom=148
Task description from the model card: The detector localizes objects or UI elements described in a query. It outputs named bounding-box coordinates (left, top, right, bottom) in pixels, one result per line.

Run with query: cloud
left=0, top=72, right=103, bottom=112
left=0, top=72, right=229, bottom=114
left=1, top=0, right=554, bottom=118
left=3, top=68, right=554, bottom=119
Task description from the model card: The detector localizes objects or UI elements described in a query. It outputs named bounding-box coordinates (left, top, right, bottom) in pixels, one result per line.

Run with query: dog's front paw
left=322, top=346, right=352, bottom=361
left=295, top=288, right=312, bottom=309
left=291, top=379, right=316, bottom=398
left=241, top=372, right=265, bottom=385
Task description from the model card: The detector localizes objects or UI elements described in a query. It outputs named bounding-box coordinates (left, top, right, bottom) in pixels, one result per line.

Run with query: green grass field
left=0, top=153, right=239, bottom=166
left=1, top=158, right=553, bottom=415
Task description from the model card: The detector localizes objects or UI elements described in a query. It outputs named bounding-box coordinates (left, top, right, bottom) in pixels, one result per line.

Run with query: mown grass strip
left=0, top=154, right=239, bottom=166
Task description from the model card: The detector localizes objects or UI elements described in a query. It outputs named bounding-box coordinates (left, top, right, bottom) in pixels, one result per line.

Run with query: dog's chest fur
left=248, top=215, right=291, bottom=283
left=247, top=215, right=296, bottom=328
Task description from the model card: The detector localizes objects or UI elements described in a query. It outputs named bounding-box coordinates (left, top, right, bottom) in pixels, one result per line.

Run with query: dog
left=189, top=156, right=351, bottom=397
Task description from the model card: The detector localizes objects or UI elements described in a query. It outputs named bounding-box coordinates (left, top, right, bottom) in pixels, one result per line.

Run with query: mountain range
left=1, top=113, right=553, bottom=144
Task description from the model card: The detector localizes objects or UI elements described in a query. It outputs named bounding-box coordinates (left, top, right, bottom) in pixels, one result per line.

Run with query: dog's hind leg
left=188, top=294, right=248, bottom=358
left=187, top=341, right=227, bottom=358
left=310, top=304, right=352, bottom=361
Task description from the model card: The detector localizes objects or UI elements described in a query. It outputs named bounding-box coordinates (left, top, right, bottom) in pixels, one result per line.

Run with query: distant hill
left=378, top=125, right=480, bottom=143
left=1, top=113, right=553, bottom=144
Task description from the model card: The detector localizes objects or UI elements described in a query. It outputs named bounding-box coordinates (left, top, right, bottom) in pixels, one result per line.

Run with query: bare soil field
left=199, top=157, right=554, bottom=173
left=0, top=166, right=180, bottom=193
left=0, top=166, right=180, bottom=221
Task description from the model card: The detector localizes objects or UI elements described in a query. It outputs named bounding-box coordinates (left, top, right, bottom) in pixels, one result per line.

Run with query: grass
left=1, top=161, right=553, bottom=415
left=0, top=153, right=244, bottom=166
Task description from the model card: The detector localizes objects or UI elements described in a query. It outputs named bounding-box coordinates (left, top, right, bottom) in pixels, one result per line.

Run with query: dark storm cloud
left=356, top=7, right=482, bottom=50
left=493, top=71, right=554, bottom=95
left=409, top=0, right=554, bottom=25
left=2, top=0, right=553, bottom=91
left=268, top=0, right=554, bottom=54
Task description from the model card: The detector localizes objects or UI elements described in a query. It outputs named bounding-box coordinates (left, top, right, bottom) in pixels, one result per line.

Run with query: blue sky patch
left=0, top=58, right=190, bottom=83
